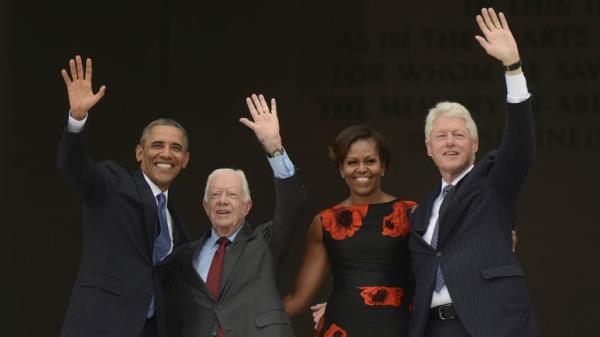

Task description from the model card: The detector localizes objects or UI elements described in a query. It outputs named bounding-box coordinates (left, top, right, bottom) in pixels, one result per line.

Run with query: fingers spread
left=251, top=94, right=263, bottom=114
left=75, top=55, right=84, bottom=80
left=474, top=35, right=491, bottom=52
left=499, top=12, right=510, bottom=31
left=258, top=94, right=270, bottom=114
left=69, top=59, right=77, bottom=80
left=489, top=8, right=502, bottom=29
left=246, top=96, right=260, bottom=119
left=61, top=69, right=72, bottom=85
left=239, top=117, right=256, bottom=129
left=96, top=85, right=107, bottom=99
left=270, top=98, right=277, bottom=116
left=481, top=8, right=494, bottom=30
left=85, top=58, right=93, bottom=81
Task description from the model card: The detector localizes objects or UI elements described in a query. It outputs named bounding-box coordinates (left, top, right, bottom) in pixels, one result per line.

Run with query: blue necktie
left=431, top=184, right=454, bottom=292
left=147, top=193, right=172, bottom=317
left=153, top=193, right=171, bottom=265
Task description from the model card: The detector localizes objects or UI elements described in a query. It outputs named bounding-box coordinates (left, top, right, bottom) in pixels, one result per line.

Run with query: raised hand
left=474, top=8, right=520, bottom=67
left=240, top=94, right=283, bottom=154
left=60, top=55, right=106, bottom=120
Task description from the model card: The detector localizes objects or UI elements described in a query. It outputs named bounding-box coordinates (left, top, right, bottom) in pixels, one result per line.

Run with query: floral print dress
left=315, top=200, right=415, bottom=337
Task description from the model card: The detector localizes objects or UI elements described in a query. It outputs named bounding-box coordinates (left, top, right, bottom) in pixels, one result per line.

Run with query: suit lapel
left=412, top=188, right=438, bottom=235
left=410, top=188, right=438, bottom=248
left=133, top=170, right=157, bottom=263
left=182, top=238, right=214, bottom=299
left=168, top=203, right=191, bottom=247
left=219, top=223, right=252, bottom=295
left=437, top=172, right=471, bottom=246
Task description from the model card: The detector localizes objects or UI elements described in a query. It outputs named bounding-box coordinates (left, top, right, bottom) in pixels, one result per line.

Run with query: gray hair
left=139, top=118, right=189, bottom=150
left=203, top=168, right=252, bottom=202
left=424, top=101, right=478, bottom=143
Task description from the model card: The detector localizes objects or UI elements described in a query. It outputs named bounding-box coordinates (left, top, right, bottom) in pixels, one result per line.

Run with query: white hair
left=424, top=101, right=478, bottom=143
left=203, top=168, right=251, bottom=202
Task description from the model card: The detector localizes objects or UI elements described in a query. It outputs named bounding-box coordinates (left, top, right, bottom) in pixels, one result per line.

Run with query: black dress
left=315, top=199, right=415, bottom=337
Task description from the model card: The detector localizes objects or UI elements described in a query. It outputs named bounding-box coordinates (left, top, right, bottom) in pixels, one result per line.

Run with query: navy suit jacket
left=409, top=98, right=539, bottom=337
left=57, top=123, right=191, bottom=337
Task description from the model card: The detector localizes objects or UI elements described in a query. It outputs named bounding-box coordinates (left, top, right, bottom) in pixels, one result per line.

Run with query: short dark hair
left=139, top=118, right=189, bottom=150
left=328, top=125, right=391, bottom=168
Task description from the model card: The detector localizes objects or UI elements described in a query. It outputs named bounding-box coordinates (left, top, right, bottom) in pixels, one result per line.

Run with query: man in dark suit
left=57, top=55, right=191, bottom=337
left=168, top=94, right=308, bottom=337
left=409, top=8, right=539, bottom=337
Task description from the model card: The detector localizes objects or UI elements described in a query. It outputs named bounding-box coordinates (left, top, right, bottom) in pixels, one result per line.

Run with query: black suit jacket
left=168, top=173, right=307, bottom=337
left=57, top=124, right=191, bottom=337
left=409, top=98, right=539, bottom=337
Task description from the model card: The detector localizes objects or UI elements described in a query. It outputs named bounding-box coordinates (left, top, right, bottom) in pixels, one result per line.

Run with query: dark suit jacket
left=56, top=124, right=191, bottom=337
left=409, top=98, right=539, bottom=337
left=168, top=173, right=307, bottom=337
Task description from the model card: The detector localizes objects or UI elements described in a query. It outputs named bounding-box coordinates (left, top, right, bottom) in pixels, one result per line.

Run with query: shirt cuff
left=66, top=112, right=88, bottom=133
left=505, top=73, right=531, bottom=104
left=267, top=149, right=295, bottom=179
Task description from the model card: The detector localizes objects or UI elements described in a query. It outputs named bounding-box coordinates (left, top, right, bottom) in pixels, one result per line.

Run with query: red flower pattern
left=323, top=323, right=348, bottom=337
left=321, top=205, right=368, bottom=240
left=358, top=286, right=404, bottom=307
left=382, top=201, right=416, bottom=238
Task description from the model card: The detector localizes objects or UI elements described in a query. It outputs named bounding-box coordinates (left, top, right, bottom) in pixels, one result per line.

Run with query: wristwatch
left=504, top=59, right=522, bottom=71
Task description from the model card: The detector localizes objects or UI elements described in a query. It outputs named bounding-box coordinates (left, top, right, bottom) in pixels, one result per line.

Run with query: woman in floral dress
left=283, top=125, right=414, bottom=337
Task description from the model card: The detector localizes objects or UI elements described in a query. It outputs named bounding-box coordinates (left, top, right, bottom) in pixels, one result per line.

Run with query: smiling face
left=340, top=138, right=385, bottom=199
left=426, top=115, right=478, bottom=183
left=135, top=125, right=189, bottom=191
left=203, top=170, right=252, bottom=237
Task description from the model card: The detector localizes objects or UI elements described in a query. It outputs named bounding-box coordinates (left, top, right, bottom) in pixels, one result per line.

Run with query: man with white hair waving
left=168, top=94, right=307, bottom=337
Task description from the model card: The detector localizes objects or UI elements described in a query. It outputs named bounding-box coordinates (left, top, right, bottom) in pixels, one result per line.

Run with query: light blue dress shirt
left=193, top=150, right=295, bottom=281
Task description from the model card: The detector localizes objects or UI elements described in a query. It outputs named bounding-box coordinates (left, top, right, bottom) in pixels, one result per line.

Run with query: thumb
left=96, top=85, right=107, bottom=99
left=239, top=117, right=256, bottom=129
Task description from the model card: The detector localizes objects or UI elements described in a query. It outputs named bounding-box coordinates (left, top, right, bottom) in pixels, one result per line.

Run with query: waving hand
left=60, top=55, right=106, bottom=120
left=240, top=94, right=283, bottom=154
left=475, top=8, right=520, bottom=67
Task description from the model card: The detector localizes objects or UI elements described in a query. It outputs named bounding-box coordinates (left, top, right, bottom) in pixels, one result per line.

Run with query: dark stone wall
left=3, top=0, right=598, bottom=335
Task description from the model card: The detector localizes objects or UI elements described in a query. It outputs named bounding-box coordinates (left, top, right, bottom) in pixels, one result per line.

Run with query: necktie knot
left=217, top=237, right=231, bottom=248
left=156, top=193, right=166, bottom=208
left=442, top=184, right=454, bottom=198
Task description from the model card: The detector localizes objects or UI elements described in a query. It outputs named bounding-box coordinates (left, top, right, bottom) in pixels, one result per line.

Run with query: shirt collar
left=440, top=165, right=474, bottom=195
left=142, top=173, right=169, bottom=201
left=206, top=226, right=244, bottom=247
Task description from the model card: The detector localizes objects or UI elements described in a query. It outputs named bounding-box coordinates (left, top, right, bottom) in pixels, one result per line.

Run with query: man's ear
left=472, top=138, right=479, bottom=154
left=135, top=144, right=143, bottom=162
left=203, top=199, right=209, bottom=215
left=244, top=199, right=253, bottom=216
left=182, top=152, right=190, bottom=169
left=426, top=141, right=433, bottom=157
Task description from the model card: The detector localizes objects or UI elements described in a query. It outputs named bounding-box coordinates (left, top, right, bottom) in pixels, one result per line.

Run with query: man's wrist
left=503, top=59, right=522, bottom=72
left=267, top=148, right=283, bottom=158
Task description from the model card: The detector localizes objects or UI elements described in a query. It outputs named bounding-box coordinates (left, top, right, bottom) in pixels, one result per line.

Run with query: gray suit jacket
left=168, top=173, right=307, bottom=337
left=409, top=98, right=539, bottom=337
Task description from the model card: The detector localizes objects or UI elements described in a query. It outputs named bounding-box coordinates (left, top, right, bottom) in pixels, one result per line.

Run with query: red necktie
left=206, top=237, right=230, bottom=337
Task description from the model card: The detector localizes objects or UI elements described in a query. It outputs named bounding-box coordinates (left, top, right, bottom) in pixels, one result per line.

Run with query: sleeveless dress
left=315, top=199, right=415, bottom=337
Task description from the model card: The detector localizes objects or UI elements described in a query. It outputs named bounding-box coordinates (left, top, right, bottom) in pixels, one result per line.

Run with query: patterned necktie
left=206, top=237, right=231, bottom=337
left=147, top=193, right=172, bottom=318
left=153, top=193, right=171, bottom=265
left=431, top=184, right=454, bottom=292
left=206, top=237, right=231, bottom=298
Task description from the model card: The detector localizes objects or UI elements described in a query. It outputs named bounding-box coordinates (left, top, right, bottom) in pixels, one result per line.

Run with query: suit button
left=436, top=251, right=442, bottom=257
